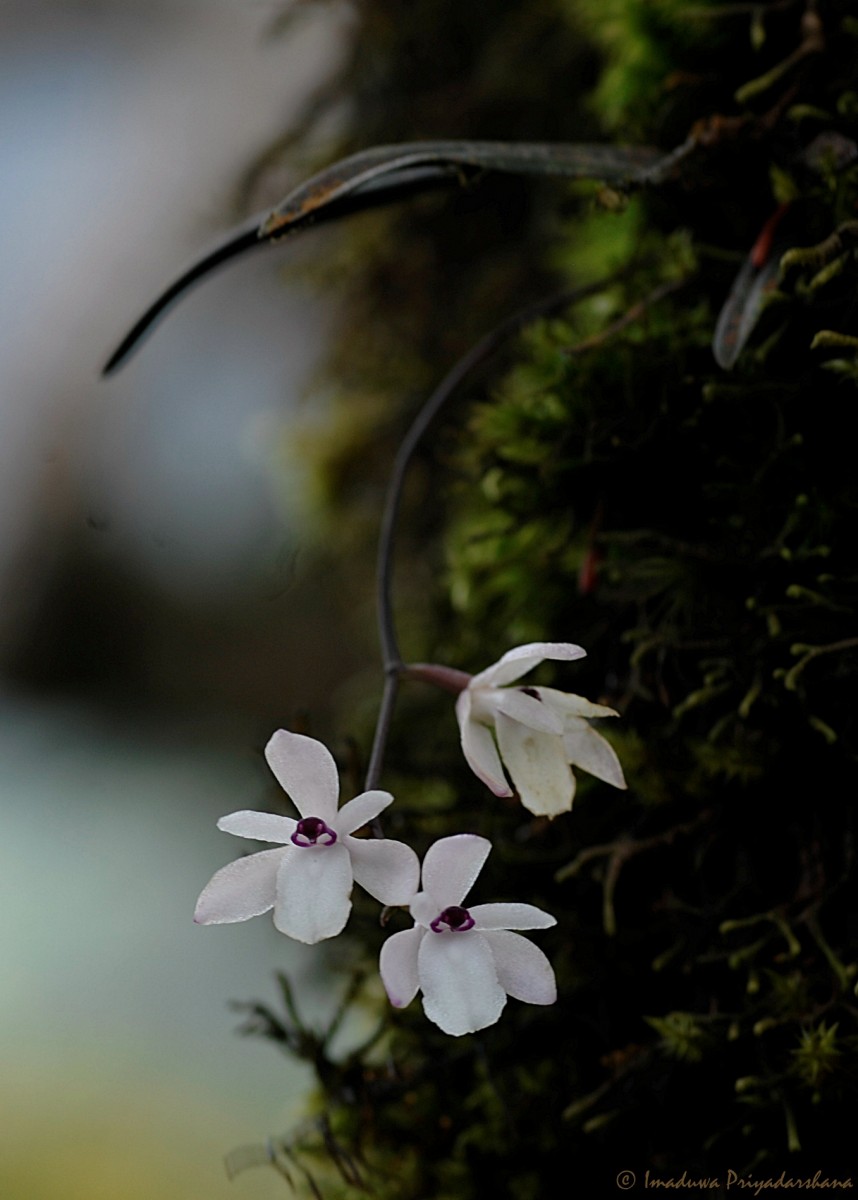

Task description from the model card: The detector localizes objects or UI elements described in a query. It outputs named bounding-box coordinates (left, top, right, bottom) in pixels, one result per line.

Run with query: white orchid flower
left=454, top=641, right=627, bottom=817
left=194, top=730, right=419, bottom=944
left=379, top=834, right=556, bottom=1037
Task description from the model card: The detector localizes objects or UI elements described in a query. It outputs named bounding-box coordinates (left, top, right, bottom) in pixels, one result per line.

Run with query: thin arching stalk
left=364, top=270, right=626, bottom=793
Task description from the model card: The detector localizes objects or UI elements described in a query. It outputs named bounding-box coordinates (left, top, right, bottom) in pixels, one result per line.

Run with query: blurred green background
left=0, top=2, right=358, bottom=1196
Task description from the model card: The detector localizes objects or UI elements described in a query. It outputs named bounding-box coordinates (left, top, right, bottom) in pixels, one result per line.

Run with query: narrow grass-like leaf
left=259, top=139, right=663, bottom=236
left=102, top=168, right=455, bottom=375
left=103, top=139, right=663, bottom=375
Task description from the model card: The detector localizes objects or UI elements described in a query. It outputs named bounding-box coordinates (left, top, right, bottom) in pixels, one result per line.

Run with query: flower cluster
left=195, top=642, right=627, bottom=1035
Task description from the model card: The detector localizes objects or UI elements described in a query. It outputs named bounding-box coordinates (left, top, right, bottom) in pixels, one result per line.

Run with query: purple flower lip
left=430, top=905, right=475, bottom=933
left=291, top=816, right=338, bottom=847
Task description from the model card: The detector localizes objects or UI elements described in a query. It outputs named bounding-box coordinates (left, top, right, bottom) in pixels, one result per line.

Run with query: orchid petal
left=264, top=730, right=339, bottom=822
left=422, top=834, right=492, bottom=907
left=418, top=930, right=506, bottom=1036
left=470, top=903, right=557, bottom=931
left=217, top=810, right=297, bottom=843
left=564, top=720, right=627, bottom=790
left=535, top=686, right=620, bottom=720
left=379, top=926, right=424, bottom=1008
left=273, top=842, right=352, bottom=943
left=495, top=712, right=574, bottom=817
left=470, top=642, right=586, bottom=689
left=409, top=890, right=440, bottom=929
left=347, top=836, right=420, bottom=905
left=492, top=688, right=565, bottom=735
left=483, top=930, right=557, bottom=1005
left=456, top=692, right=511, bottom=796
left=334, top=790, right=393, bottom=836
left=194, top=847, right=283, bottom=924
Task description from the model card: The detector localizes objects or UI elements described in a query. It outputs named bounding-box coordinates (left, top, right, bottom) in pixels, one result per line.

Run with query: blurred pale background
left=0, top=2, right=360, bottom=1196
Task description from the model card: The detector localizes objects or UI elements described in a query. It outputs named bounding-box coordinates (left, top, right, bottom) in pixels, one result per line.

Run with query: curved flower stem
left=364, top=667, right=401, bottom=796
left=365, top=269, right=630, bottom=795
left=375, top=271, right=628, bottom=671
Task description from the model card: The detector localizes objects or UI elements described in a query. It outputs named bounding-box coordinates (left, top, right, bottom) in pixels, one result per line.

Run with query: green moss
left=233, top=1, right=858, bottom=1193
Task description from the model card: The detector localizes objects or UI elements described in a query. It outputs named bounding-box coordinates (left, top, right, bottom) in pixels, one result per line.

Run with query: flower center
left=430, top=905, right=475, bottom=933
left=290, top=817, right=338, bottom=847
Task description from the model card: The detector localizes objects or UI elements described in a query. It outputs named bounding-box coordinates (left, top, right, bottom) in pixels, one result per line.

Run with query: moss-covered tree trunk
left=238, top=2, right=858, bottom=1194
